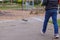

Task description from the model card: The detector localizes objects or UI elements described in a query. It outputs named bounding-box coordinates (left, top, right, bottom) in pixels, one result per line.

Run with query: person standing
left=26, top=0, right=30, bottom=10
left=41, top=0, right=59, bottom=39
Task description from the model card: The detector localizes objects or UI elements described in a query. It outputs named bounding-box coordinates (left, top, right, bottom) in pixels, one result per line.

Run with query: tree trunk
left=11, top=0, right=13, bottom=5
left=22, top=0, right=24, bottom=10
left=2, top=0, right=4, bottom=6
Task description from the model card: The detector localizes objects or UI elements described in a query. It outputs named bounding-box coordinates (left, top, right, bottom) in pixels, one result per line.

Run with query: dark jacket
left=43, top=0, right=58, bottom=10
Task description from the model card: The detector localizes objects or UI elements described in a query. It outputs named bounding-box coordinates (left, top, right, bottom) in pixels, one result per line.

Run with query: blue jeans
left=42, top=9, right=59, bottom=34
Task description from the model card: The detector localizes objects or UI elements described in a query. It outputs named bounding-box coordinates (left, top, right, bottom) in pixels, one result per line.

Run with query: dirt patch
left=0, top=9, right=45, bottom=20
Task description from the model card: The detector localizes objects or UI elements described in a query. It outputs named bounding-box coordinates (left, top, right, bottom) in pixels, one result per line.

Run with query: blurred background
left=0, top=0, right=41, bottom=9
left=0, top=0, right=45, bottom=20
left=0, top=0, right=60, bottom=26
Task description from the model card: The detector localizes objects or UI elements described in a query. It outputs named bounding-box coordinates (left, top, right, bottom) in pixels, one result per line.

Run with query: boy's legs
left=52, top=10, right=59, bottom=35
left=42, top=10, right=51, bottom=33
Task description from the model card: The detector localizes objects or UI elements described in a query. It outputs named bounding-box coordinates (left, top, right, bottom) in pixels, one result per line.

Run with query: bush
left=34, top=0, right=41, bottom=5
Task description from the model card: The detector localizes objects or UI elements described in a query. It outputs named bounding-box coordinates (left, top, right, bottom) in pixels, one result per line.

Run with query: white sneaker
left=54, top=34, right=59, bottom=39
left=41, top=31, right=45, bottom=35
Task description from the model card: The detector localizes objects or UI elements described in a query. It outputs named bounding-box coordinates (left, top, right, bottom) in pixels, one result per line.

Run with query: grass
left=49, top=19, right=60, bottom=27
left=0, top=4, right=41, bottom=10
left=0, top=5, right=22, bottom=10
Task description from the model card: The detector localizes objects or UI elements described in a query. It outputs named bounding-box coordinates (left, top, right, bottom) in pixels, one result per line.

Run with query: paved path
left=0, top=17, right=60, bottom=40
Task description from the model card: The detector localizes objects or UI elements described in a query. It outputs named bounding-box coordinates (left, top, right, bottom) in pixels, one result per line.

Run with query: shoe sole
left=54, top=37, right=59, bottom=39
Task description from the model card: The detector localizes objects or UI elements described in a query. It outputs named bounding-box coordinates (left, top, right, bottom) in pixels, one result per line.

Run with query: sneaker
left=22, top=19, right=28, bottom=21
left=41, top=31, right=45, bottom=35
left=54, top=34, right=59, bottom=39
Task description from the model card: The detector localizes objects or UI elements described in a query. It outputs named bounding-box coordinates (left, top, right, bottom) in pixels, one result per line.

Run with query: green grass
left=49, top=19, right=60, bottom=27
left=0, top=5, right=22, bottom=10
left=0, top=4, right=40, bottom=10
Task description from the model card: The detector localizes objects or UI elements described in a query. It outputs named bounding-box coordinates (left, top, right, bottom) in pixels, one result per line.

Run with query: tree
left=34, top=0, right=41, bottom=5
left=10, top=0, right=13, bottom=4
left=18, top=0, right=22, bottom=2
left=2, top=0, right=4, bottom=6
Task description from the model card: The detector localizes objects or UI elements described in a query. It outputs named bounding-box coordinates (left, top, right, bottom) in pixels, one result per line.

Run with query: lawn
left=0, top=4, right=22, bottom=10
left=49, top=19, right=60, bottom=27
